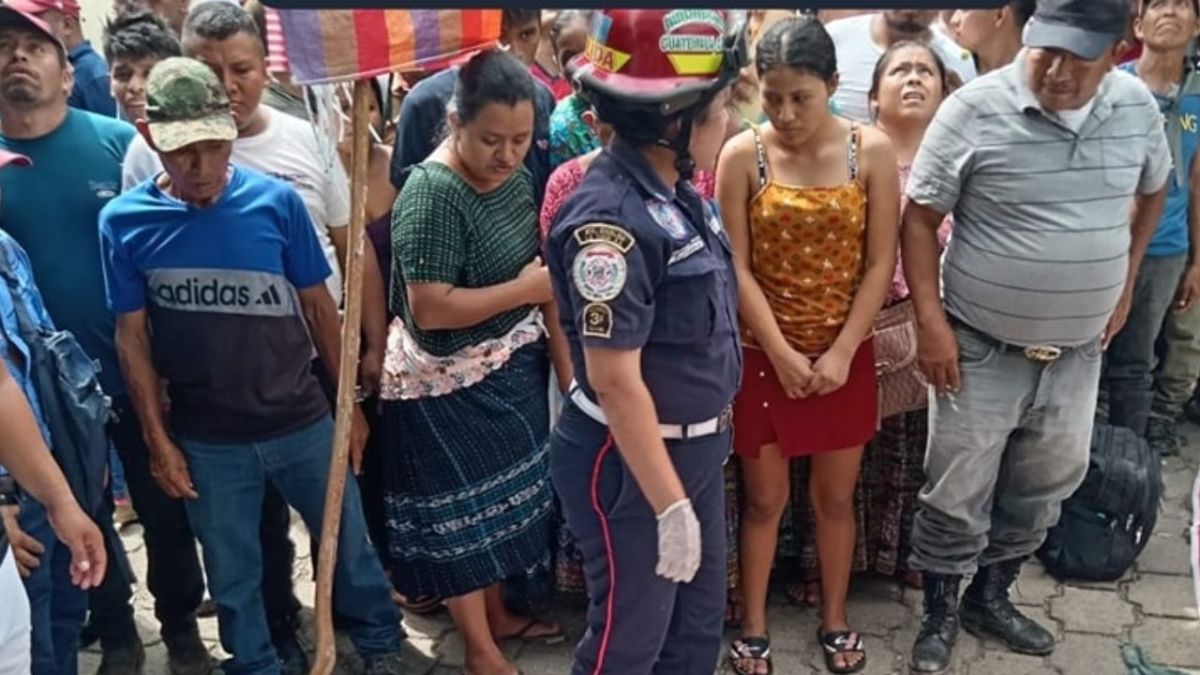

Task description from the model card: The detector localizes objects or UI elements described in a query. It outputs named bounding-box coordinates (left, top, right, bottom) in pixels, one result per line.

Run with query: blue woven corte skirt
left=379, top=341, right=554, bottom=599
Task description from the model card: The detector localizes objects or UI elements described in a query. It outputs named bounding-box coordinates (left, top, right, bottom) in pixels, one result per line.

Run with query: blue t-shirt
left=68, top=41, right=116, bottom=117
left=99, top=167, right=333, bottom=443
left=0, top=108, right=134, bottom=395
left=1122, top=62, right=1200, bottom=257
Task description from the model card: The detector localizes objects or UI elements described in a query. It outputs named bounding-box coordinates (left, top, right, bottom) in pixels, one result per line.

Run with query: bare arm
left=115, top=311, right=171, bottom=454
left=116, top=310, right=199, bottom=499
left=1126, top=187, right=1168, bottom=295
left=0, top=367, right=106, bottom=588
left=715, top=132, right=794, bottom=359
left=544, top=299, right=574, bottom=393
left=901, top=200, right=961, bottom=395
left=902, top=201, right=950, bottom=332
left=584, top=347, right=685, bottom=514
left=1177, top=157, right=1200, bottom=312
left=298, top=283, right=344, bottom=386
left=810, top=130, right=899, bottom=395
left=298, top=283, right=370, bottom=473
left=1104, top=186, right=1168, bottom=346
left=328, top=228, right=388, bottom=351
left=716, top=132, right=819, bottom=398
left=0, top=369, right=75, bottom=513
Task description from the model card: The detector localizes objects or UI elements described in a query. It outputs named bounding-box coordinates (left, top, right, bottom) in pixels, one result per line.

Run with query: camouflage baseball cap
left=144, top=57, right=237, bottom=153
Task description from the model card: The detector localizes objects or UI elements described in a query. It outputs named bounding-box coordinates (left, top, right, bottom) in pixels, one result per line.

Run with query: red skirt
left=733, top=339, right=878, bottom=459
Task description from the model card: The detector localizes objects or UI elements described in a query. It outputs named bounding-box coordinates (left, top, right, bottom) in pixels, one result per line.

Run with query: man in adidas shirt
left=101, top=57, right=406, bottom=675
left=121, top=1, right=388, bottom=397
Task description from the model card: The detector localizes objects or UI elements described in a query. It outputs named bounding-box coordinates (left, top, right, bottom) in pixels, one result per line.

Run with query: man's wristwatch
left=0, top=476, right=19, bottom=507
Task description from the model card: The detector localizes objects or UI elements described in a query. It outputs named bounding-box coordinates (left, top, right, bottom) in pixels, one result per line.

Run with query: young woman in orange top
left=717, top=16, right=898, bottom=675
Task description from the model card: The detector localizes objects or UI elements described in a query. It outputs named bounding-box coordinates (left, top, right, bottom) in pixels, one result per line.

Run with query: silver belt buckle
left=1023, top=345, right=1062, bottom=363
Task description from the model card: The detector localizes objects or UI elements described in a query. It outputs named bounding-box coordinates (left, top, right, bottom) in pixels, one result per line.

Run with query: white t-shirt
left=826, top=13, right=978, bottom=123
left=122, top=107, right=351, bottom=304
left=1054, top=99, right=1097, bottom=133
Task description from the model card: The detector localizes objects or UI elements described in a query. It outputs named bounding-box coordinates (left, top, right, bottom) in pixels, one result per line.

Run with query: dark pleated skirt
left=379, top=342, right=555, bottom=599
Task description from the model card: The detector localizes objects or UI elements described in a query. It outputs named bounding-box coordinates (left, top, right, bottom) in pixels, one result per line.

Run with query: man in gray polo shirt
left=901, top=0, right=1169, bottom=672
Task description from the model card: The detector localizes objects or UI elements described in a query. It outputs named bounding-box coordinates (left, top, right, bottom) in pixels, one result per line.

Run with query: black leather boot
left=960, top=559, right=1055, bottom=655
left=911, top=573, right=961, bottom=673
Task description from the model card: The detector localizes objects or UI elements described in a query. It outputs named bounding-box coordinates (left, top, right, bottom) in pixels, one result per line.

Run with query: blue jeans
left=180, top=417, right=402, bottom=675
left=19, top=498, right=87, bottom=675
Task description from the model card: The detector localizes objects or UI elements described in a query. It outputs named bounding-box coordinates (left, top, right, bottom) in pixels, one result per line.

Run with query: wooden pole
left=311, top=78, right=373, bottom=675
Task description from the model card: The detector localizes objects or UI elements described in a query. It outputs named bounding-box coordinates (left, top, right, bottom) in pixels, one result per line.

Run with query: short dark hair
left=1010, top=0, right=1038, bottom=28
left=182, top=1, right=262, bottom=53
left=755, top=16, right=837, bottom=82
left=501, top=8, right=540, bottom=35
left=102, top=5, right=181, bottom=65
left=453, top=48, right=537, bottom=125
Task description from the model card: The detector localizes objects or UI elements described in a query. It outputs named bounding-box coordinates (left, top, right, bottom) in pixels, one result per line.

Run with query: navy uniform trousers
left=549, top=402, right=730, bottom=675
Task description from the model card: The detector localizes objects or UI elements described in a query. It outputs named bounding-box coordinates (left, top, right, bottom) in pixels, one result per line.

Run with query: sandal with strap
left=818, top=628, right=867, bottom=674
left=729, top=636, right=773, bottom=675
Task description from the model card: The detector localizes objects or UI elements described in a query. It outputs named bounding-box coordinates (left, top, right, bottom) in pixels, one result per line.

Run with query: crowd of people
left=0, top=1, right=1196, bottom=675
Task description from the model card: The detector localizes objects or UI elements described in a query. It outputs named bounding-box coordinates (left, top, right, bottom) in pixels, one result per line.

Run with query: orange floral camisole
left=743, top=125, right=868, bottom=356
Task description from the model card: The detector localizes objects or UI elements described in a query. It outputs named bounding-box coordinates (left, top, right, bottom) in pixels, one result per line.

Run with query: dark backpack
left=0, top=266, right=110, bottom=517
left=1038, top=423, right=1161, bottom=581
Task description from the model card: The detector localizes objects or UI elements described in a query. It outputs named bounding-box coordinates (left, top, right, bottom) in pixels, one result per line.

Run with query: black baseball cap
left=1023, top=0, right=1132, bottom=60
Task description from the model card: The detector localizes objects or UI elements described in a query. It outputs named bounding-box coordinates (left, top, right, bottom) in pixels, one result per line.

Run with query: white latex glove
left=655, top=498, right=702, bottom=583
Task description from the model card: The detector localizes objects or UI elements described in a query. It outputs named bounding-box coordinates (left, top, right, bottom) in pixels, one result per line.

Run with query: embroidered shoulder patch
left=573, top=243, right=628, bottom=302
left=646, top=200, right=691, bottom=239
left=668, top=236, right=706, bottom=266
left=574, top=223, right=635, bottom=252
left=582, top=303, right=613, bottom=338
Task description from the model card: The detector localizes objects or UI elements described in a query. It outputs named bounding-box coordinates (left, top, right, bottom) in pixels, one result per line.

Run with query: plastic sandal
left=729, top=636, right=773, bottom=675
left=818, top=628, right=867, bottom=674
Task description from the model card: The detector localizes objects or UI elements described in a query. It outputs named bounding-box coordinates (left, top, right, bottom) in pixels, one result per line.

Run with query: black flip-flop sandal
left=818, top=628, right=867, bottom=674
left=729, top=636, right=773, bottom=675
left=502, top=619, right=567, bottom=645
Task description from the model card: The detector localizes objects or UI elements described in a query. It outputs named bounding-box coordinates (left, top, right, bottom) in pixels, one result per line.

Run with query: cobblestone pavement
left=81, top=423, right=1200, bottom=675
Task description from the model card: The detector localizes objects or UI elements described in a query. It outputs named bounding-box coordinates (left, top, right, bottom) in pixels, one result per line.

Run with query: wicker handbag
left=873, top=300, right=928, bottom=420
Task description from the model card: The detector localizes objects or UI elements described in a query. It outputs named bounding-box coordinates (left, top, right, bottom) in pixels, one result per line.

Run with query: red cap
left=0, top=150, right=31, bottom=169
left=570, top=9, right=745, bottom=115
left=5, top=0, right=78, bottom=18
left=0, top=5, right=62, bottom=46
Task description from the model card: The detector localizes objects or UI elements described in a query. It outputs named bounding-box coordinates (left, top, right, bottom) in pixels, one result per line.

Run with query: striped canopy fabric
left=275, top=9, right=502, bottom=85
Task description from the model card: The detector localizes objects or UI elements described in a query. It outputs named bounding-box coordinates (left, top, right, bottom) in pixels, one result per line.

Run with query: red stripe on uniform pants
left=589, top=434, right=617, bottom=675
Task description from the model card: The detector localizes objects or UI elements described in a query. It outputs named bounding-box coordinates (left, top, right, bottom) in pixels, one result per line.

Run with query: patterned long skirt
left=785, top=409, right=928, bottom=582
left=379, top=343, right=555, bottom=599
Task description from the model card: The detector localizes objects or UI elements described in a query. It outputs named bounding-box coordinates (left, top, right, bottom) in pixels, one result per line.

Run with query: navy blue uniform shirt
left=547, top=138, right=742, bottom=424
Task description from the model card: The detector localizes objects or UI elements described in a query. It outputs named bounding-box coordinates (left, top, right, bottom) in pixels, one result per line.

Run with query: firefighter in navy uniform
left=545, top=9, right=746, bottom=675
